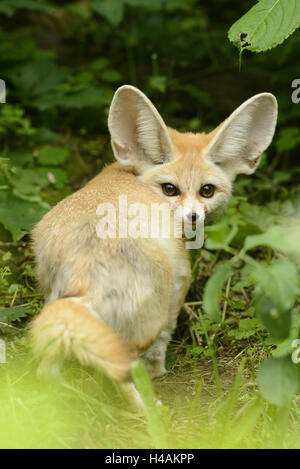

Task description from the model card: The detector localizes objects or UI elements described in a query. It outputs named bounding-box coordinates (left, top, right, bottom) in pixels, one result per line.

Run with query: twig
left=240, top=287, right=249, bottom=303
left=0, top=242, right=26, bottom=247
left=10, top=286, right=18, bottom=307
left=184, top=301, right=203, bottom=306
left=0, top=322, right=21, bottom=330
left=183, top=304, right=200, bottom=322
left=222, top=275, right=232, bottom=322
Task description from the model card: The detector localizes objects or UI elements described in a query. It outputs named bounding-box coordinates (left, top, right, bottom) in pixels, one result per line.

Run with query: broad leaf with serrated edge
left=228, top=0, right=300, bottom=53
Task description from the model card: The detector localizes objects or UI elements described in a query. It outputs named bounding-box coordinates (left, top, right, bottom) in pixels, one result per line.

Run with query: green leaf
left=255, top=294, right=292, bottom=341
left=131, top=360, right=167, bottom=448
left=276, top=127, right=300, bottom=152
left=258, top=357, right=299, bottom=406
left=34, top=87, right=109, bottom=111
left=0, top=190, right=48, bottom=241
left=252, top=258, right=298, bottom=311
left=37, top=146, right=70, bottom=166
left=243, top=226, right=293, bottom=252
left=205, top=220, right=238, bottom=250
left=100, top=69, right=123, bottom=83
left=228, top=318, right=262, bottom=340
left=90, top=0, right=185, bottom=26
left=148, top=76, right=168, bottom=93
left=31, top=127, right=61, bottom=145
left=9, top=151, right=34, bottom=167
left=228, top=0, right=300, bottom=53
left=240, top=203, right=276, bottom=232
left=12, top=60, right=66, bottom=97
left=66, top=3, right=91, bottom=19
left=39, top=168, right=68, bottom=189
left=10, top=167, right=45, bottom=196
left=7, top=166, right=68, bottom=195
left=90, top=58, right=110, bottom=71
left=203, top=265, right=231, bottom=322
left=272, top=314, right=300, bottom=358
left=0, top=305, right=33, bottom=323
left=0, top=1, right=54, bottom=16
left=91, top=0, right=125, bottom=26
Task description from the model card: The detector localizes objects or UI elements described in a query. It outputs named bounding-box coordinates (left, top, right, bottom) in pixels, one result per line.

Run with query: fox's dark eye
left=200, top=184, right=215, bottom=198
left=162, top=183, right=180, bottom=197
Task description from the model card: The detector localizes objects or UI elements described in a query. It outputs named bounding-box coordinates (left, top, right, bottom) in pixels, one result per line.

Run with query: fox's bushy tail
left=29, top=298, right=131, bottom=381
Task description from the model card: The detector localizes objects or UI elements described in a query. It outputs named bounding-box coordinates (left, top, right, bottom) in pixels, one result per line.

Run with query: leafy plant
left=203, top=204, right=300, bottom=406
left=228, top=0, right=300, bottom=53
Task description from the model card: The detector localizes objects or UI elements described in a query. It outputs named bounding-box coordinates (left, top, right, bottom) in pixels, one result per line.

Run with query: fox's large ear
left=108, top=85, right=174, bottom=168
left=204, top=93, right=278, bottom=181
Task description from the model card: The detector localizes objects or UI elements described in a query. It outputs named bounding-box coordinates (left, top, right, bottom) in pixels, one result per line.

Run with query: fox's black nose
left=187, top=212, right=199, bottom=223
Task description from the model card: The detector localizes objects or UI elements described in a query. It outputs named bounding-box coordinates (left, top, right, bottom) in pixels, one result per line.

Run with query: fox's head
left=108, top=85, right=277, bottom=234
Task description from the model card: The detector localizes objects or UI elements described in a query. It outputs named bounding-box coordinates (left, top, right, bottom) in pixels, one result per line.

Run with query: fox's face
left=108, top=85, right=277, bottom=235
left=138, top=130, right=232, bottom=231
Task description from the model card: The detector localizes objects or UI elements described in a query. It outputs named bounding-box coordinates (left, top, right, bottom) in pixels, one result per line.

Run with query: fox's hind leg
left=143, top=272, right=191, bottom=378
left=142, top=330, right=170, bottom=378
left=117, top=381, right=146, bottom=414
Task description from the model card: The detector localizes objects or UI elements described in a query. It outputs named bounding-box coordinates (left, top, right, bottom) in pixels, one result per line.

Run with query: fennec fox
left=30, top=85, right=277, bottom=411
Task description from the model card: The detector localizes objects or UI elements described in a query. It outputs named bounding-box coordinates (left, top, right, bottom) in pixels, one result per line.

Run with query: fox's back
left=34, top=162, right=187, bottom=308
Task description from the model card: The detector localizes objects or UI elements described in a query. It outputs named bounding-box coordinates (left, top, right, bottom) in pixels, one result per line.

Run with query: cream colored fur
left=30, top=85, right=277, bottom=411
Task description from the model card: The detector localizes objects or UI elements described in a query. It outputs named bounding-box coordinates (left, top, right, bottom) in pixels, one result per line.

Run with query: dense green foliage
left=0, top=0, right=300, bottom=448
